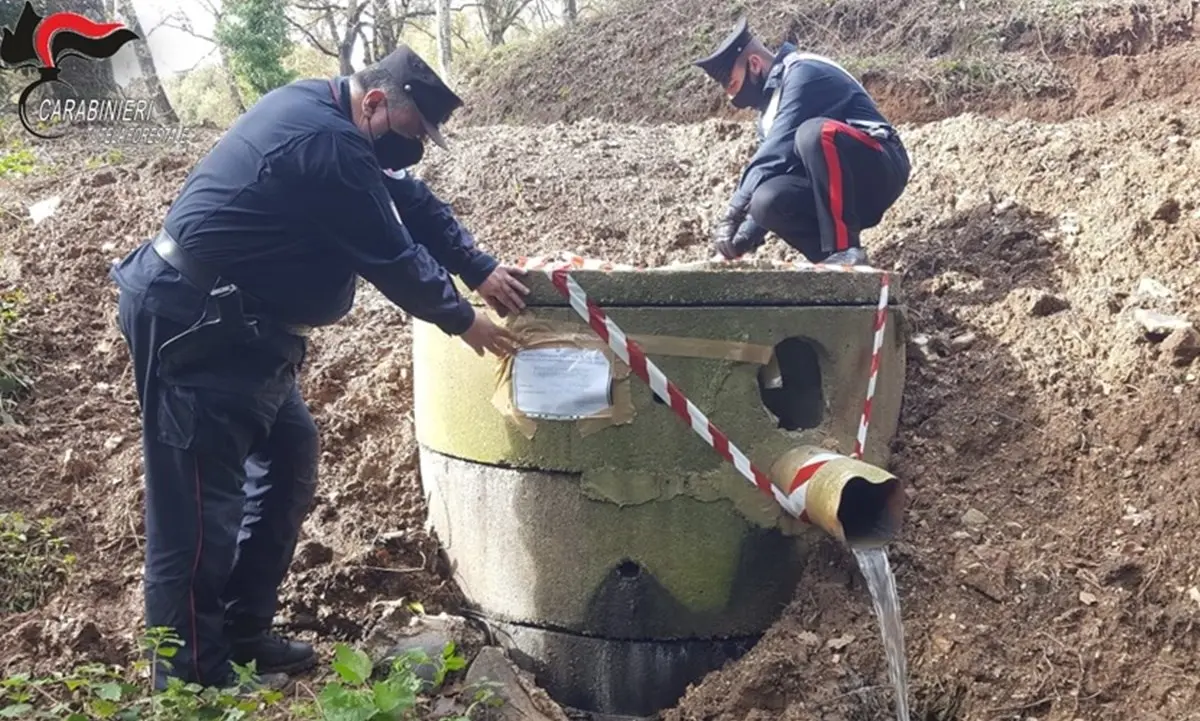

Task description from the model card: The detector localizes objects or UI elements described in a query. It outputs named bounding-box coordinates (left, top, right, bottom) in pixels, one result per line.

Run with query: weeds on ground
left=0, top=139, right=35, bottom=177
left=0, top=287, right=32, bottom=424
left=0, top=512, right=76, bottom=614
left=0, top=628, right=503, bottom=720
left=86, top=149, right=126, bottom=169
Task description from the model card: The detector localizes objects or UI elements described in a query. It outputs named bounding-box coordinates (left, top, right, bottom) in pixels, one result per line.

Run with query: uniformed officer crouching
left=695, top=17, right=912, bottom=266
left=109, top=45, right=529, bottom=691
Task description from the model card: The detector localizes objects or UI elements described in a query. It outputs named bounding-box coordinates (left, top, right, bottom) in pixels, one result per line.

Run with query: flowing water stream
left=853, top=546, right=909, bottom=721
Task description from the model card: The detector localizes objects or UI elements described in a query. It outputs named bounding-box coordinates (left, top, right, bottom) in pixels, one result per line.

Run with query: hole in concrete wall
left=616, top=559, right=642, bottom=579
left=758, top=338, right=823, bottom=431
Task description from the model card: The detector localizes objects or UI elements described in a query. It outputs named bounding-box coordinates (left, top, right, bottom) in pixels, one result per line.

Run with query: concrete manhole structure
left=412, top=265, right=907, bottom=718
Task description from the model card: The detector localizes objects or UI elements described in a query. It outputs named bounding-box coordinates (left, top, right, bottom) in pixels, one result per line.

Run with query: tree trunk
left=321, top=6, right=357, bottom=74
left=115, top=0, right=178, bottom=123
left=435, top=0, right=452, bottom=82
left=480, top=2, right=503, bottom=47
left=217, top=45, right=247, bottom=114
left=564, top=0, right=576, bottom=24
left=360, top=27, right=374, bottom=65
left=374, top=0, right=397, bottom=58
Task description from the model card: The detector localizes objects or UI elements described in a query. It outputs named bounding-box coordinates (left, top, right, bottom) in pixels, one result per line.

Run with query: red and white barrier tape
left=547, top=268, right=793, bottom=514
left=853, top=273, right=890, bottom=460
left=531, top=252, right=892, bottom=520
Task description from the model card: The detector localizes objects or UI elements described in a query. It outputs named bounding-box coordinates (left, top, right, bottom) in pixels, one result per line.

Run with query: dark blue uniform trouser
left=116, top=287, right=319, bottom=686
left=749, top=116, right=911, bottom=261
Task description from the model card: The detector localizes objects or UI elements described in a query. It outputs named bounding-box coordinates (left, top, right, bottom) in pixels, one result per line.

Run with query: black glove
left=711, top=205, right=744, bottom=259
left=712, top=207, right=767, bottom=260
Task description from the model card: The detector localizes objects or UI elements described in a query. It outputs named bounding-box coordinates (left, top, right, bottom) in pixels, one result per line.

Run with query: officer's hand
left=477, top=265, right=530, bottom=317
left=460, top=312, right=518, bottom=358
left=711, top=207, right=743, bottom=260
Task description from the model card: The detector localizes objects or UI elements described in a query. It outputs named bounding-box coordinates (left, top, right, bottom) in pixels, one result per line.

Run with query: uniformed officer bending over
left=695, top=17, right=912, bottom=265
left=109, top=45, right=527, bottom=690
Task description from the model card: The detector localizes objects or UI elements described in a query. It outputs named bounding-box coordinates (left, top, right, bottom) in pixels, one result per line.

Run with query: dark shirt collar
left=751, top=42, right=799, bottom=115
left=764, top=42, right=798, bottom=94
left=330, top=76, right=352, bottom=119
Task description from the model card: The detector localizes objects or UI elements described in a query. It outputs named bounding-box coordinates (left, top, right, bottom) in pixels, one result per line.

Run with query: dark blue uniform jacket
left=728, top=43, right=891, bottom=234
left=110, top=76, right=496, bottom=336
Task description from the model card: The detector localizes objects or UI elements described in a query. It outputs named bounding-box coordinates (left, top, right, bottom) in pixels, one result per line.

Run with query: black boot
left=231, top=631, right=317, bottom=675
left=219, top=668, right=291, bottom=694
left=820, top=247, right=869, bottom=266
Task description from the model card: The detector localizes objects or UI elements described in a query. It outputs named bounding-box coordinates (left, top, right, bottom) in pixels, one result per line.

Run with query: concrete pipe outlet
left=412, top=265, right=907, bottom=718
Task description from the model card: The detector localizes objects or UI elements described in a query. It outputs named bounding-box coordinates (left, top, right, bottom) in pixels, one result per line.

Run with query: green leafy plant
left=1, top=629, right=500, bottom=720
left=0, top=627, right=284, bottom=720
left=215, top=0, right=296, bottom=100
left=0, top=139, right=35, bottom=177
left=0, top=512, right=76, bottom=613
left=315, top=644, right=425, bottom=720
left=439, top=680, right=504, bottom=721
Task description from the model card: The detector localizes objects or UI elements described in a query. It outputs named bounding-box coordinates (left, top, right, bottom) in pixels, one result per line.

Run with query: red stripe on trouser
left=819, top=121, right=883, bottom=252
left=189, top=455, right=204, bottom=684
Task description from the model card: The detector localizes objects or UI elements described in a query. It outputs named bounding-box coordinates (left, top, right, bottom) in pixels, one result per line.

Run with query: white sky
left=124, top=0, right=219, bottom=78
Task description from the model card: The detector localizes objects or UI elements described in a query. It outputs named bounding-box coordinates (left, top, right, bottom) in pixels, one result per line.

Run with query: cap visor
left=421, top=115, right=449, bottom=150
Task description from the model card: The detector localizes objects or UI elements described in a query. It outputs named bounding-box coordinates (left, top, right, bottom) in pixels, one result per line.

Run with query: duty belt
left=846, top=118, right=898, bottom=141
left=150, top=231, right=312, bottom=338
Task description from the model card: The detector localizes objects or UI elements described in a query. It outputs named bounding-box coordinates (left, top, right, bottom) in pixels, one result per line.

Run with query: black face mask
left=730, top=67, right=767, bottom=110
left=374, top=132, right=425, bottom=171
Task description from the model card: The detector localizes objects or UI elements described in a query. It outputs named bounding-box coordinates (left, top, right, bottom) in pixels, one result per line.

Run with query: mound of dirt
left=417, top=106, right=1200, bottom=718
left=456, top=0, right=1199, bottom=128
left=3, top=94, right=1200, bottom=720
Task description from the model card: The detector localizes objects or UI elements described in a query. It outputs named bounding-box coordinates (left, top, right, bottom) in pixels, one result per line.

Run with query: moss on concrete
left=413, top=301, right=906, bottom=531
left=421, top=449, right=808, bottom=637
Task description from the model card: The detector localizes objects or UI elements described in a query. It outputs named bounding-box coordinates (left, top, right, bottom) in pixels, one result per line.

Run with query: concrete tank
left=412, top=266, right=906, bottom=718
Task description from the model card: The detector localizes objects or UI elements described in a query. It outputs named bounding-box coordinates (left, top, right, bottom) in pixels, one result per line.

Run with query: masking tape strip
left=490, top=314, right=774, bottom=437
left=632, top=334, right=773, bottom=366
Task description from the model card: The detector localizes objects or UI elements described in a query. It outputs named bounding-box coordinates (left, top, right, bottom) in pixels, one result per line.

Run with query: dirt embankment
left=456, top=0, right=1200, bottom=128
left=2, top=60, right=1200, bottom=721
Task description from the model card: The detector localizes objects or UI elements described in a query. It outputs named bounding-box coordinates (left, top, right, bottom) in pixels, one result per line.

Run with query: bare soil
left=457, top=0, right=1200, bottom=127
left=3, top=23, right=1200, bottom=721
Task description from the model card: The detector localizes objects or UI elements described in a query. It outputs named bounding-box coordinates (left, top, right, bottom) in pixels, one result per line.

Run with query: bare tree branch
left=160, top=18, right=216, bottom=44
left=292, top=1, right=343, bottom=11
left=184, top=45, right=220, bottom=73
left=407, top=20, right=436, bottom=39
left=285, top=15, right=340, bottom=57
